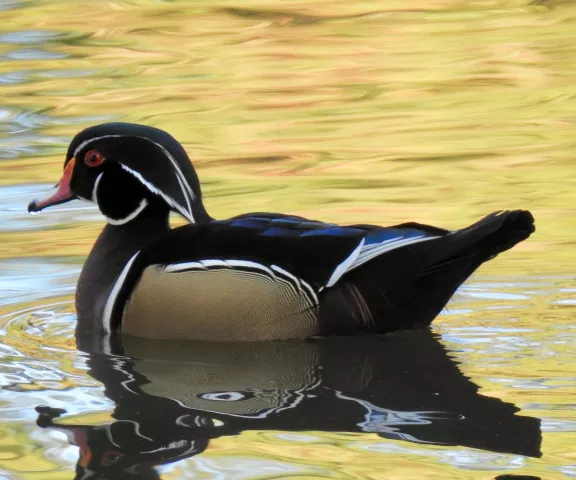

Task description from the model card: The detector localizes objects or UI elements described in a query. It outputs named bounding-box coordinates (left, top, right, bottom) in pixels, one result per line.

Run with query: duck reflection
left=36, top=331, right=541, bottom=479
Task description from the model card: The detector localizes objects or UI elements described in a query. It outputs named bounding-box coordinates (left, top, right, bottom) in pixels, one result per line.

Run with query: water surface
left=0, top=0, right=574, bottom=479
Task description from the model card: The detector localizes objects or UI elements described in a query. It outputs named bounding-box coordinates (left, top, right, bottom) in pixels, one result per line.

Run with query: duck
left=28, top=122, right=535, bottom=342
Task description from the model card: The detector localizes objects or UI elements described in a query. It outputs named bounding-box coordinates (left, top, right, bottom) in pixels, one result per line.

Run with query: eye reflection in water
left=35, top=331, right=541, bottom=479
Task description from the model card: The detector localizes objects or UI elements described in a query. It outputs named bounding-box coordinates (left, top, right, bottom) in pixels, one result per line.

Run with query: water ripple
left=0, top=259, right=79, bottom=306
left=3, top=49, right=68, bottom=61
left=0, top=30, right=62, bottom=45
left=0, top=184, right=102, bottom=232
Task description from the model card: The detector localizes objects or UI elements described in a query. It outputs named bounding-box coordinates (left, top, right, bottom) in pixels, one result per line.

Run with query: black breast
left=76, top=214, right=170, bottom=334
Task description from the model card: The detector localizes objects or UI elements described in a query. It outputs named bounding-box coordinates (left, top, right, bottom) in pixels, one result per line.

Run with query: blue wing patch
left=301, top=227, right=363, bottom=237
left=269, top=218, right=303, bottom=227
left=230, top=218, right=266, bottom=229
left=260, top=227, right=301, bottom=237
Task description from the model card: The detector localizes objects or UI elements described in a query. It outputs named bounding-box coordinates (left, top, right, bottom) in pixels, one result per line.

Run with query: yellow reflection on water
left=0, top=0, right=574, bottom=478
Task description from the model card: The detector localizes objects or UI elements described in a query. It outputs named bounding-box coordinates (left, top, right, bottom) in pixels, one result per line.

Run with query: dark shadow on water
left=35, top=331, right=541, bottom=479
left=495, top=475, right=542, bottom=480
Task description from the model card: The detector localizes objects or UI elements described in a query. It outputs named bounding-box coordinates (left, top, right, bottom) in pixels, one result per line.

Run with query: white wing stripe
left=360, top=236, right=407, bottom=252
left=349, top=235, right=437, bottom=272
left=355, top=237, right=416, bottom=266
left=325, top=238, right=365, bottom=288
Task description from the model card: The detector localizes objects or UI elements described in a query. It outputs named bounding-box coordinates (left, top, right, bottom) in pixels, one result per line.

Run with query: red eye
left=84, top=150, right=104, bottom=167
left=101, top=450, right=123, bottom=466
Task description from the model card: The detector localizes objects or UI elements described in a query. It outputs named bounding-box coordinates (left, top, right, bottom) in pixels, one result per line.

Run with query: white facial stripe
left=74, top=134, right=196, bottom=223
left=150, top=138, right=195, bottom=201
left=102, top=251, right=140, bottom=333
left=176, top=173, right=193, bottom=220
left=106, top=198, right=148, bottom=226
left=120, top=164, right=194, bottom=223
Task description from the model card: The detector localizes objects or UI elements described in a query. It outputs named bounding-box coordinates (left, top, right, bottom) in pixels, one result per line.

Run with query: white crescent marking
left=102, top=251, right=140, bottom=333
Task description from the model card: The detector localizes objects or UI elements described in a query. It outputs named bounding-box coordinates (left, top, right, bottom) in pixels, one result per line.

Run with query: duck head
left=28, top=122, right=210, bottom=224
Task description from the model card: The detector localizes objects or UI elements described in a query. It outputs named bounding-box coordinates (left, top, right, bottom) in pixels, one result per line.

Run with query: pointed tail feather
left=319, top=210, right=535, bottom=334
left=467, top=209, right=535, bottom=259
left=426, top=209, right=535, bottom=274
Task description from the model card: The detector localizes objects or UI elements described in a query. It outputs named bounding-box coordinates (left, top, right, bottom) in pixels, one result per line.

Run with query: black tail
left=319, top=210, right=535, bottom=335
left=448, top=209, right=535, bottom=260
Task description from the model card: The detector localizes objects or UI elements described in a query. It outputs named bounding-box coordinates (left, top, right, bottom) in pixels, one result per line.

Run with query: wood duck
left=28, top=122, right=535, bottom=341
